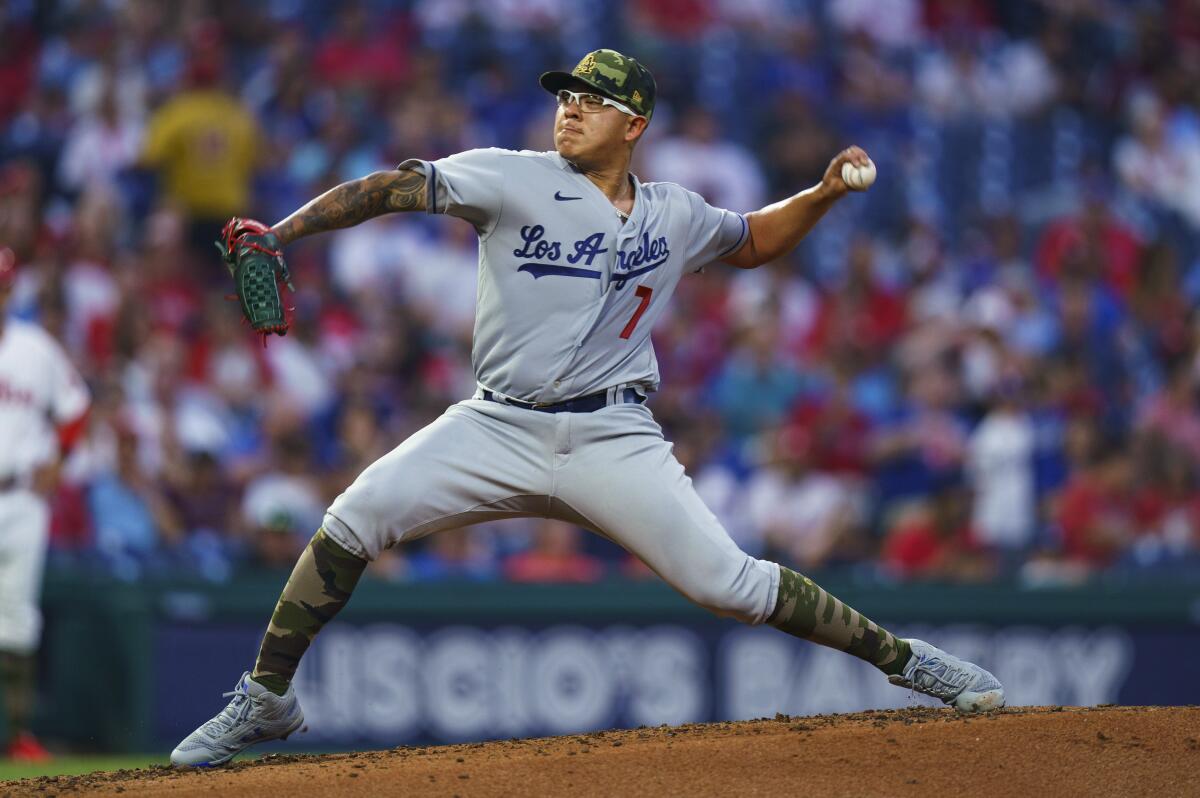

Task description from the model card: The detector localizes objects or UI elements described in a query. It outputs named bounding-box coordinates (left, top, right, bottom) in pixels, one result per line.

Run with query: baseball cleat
left=170, top=672, right=304, bottom=767
left=888, top=638, right=1005, bottom=713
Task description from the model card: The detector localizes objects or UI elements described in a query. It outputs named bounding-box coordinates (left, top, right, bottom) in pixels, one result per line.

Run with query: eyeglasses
left=556, top=89, right=640, bottom=117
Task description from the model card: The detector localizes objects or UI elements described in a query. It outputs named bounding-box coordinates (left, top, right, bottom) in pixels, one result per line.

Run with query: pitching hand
left=821, top=146, right=873, bottom=199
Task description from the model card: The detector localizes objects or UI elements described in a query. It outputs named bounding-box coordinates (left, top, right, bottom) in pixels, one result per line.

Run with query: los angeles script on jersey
left=514, top=225, right=669, bottom=290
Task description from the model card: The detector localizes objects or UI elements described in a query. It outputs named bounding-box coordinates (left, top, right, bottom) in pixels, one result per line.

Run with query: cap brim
left=539, top=70, right=606, bottom=97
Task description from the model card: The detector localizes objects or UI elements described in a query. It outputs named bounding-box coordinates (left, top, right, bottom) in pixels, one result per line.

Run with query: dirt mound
left=4, top=706, right=1198, bottom=797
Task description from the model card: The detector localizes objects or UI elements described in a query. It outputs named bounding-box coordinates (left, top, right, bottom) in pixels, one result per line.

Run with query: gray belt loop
left=477, top=383, right=520, bottom=406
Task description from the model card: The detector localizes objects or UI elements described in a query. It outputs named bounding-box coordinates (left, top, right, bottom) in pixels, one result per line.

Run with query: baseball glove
left=215, top=217, right=295, bottom=339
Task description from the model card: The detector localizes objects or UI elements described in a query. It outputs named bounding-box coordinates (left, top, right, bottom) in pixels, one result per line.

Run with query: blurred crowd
left=2, top=0, right=1200, bottom=586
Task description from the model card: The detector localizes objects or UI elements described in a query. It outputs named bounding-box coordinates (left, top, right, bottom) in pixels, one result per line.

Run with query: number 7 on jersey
left=619, top=285, right=653, bottom=340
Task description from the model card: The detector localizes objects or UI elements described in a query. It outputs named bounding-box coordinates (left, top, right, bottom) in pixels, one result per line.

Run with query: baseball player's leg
left=558, top=405, right=910, bottom=673
left=248, top=528, right=367, bottom=696
left=251, top=399, right=556, bottom=694
left=0, top=492, right=50, bottom=748
left=767, top=566, right=908, bottom=672
left=562, top=405, right=1004, bottom=710
left=174, top=399, right=561, bottom=765
left=770, top=565, right=1003, bottom=710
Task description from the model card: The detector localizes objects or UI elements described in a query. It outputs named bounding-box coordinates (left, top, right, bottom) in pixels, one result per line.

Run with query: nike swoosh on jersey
left=554, top=191, right=583, bottom=201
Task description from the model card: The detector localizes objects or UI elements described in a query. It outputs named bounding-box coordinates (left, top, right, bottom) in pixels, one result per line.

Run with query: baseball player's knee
left=679, top=554, right=776, bottom=625
left=324, top=452, right=455, bottom=560
left=323, top=467, right=426, bottom=560
left=320, top=511, right=374, bottom=561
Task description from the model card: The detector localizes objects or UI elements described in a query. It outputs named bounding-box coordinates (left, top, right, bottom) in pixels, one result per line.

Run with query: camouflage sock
left=251, top=528, right=367, bottom=696
left=768, top=566, right=912, bottom=676
left=0, top=651, right=35, bottom=736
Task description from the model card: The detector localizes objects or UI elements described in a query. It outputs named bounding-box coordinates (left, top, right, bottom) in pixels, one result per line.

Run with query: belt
left=481, top=387, right=645, bottom=413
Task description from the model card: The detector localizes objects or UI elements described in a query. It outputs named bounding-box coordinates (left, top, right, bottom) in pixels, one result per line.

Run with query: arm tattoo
left=271, top=169, right=427, bottom=245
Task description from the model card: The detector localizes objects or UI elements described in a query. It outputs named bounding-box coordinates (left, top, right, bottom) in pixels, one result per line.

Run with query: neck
left=575, top=152, right=633, bottom=202
left=583, top=168, right=630, bottom=202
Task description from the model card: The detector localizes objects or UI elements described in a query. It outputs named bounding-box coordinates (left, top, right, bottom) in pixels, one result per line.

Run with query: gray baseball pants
left=322, top=397, right=780, bottom=624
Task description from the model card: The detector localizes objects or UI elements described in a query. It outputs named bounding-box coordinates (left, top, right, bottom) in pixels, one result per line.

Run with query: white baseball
left=841, top=159, right=877, bottom=191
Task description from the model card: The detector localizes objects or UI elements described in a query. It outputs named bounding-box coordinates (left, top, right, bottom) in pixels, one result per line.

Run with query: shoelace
left=906, top=656, right=967, bottom=701
left=201, top=680, right=256, bottom=737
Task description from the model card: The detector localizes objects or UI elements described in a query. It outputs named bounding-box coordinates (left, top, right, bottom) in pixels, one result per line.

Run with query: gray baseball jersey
left=398, top=149, right=748, bottom=403
left=324, top=148, right=778, bottom=628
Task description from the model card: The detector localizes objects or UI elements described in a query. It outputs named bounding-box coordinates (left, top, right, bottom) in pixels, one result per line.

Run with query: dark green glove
left=215, top=217, right=295, bottom=338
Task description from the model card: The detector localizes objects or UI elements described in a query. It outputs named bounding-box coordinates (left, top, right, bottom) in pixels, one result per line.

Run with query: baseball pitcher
left=173, top=50, right=1004, bottom=767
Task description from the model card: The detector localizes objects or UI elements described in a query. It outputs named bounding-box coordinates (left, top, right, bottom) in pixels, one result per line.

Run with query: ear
left=625, top=116, right=649, bottom=143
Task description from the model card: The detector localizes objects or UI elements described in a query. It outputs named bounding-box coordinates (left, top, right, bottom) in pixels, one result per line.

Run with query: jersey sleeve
left=45, top=337, right=90, bottom=423
left=680, top=189, right=749, bottom=273
left=398, top=148, right=507, bottom=236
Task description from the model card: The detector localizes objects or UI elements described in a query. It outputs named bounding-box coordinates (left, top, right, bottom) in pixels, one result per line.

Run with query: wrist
left=813, top=180, right=844, bottom=204
left=267, top=226, right=289, bottom=247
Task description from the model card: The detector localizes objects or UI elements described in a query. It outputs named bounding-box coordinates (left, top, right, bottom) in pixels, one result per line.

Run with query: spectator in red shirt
left=882, top=488, right=989, bottom=581
left=805, top=237, right=907, bottom=357
left=0, top=16, right=38, bottom=124
left=1136, top=361, right=1200, bottom=469
left=1035, top=190, right=1142, bottom=299
left=1125, top=241, right=1191, bottom=368
left=1055, top=440, right=1137, bottom=569
left=1169, top=0, right=1200, bottom=55
left=923, top=0, right=996, bottom=36
left=788, top=362, right=873, bottom=475
left=314, top=3, right=410, bottom=91
left=1132, top=437, right=1200, bottom=556
left=628, top=0, right=715, bottom=42
left=138, top=208, right=204, bottom=334
left=504, top=519, right=605, bottom=584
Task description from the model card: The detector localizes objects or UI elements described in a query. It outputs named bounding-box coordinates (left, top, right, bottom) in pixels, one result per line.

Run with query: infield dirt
left=3, top=705, right=1197, bottom=797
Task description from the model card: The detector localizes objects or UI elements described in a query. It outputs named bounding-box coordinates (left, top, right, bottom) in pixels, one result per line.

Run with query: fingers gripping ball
left=841, top=159, right=877, bottom=191
left=215, top=218, right=296, bottom=339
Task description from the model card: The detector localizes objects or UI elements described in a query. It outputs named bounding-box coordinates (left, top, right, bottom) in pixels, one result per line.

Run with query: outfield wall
left=32, top=573, right=1200, bottom=752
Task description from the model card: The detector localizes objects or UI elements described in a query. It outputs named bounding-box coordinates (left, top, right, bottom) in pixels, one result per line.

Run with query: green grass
left=0, top=755, right=165, bottom=782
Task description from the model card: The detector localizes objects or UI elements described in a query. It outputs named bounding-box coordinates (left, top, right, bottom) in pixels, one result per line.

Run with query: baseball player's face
left=553, top=81, right=643, bottom=166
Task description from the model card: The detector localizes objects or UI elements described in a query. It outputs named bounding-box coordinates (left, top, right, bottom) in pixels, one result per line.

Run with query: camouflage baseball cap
left=540, top=49, right=656, bottom=120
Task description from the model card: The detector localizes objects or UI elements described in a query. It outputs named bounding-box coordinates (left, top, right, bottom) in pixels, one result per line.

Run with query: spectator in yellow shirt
left=142, top=48, right=259, bottom=257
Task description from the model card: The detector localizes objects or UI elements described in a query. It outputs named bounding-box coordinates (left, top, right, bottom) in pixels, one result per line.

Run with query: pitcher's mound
left=8, top=706, right=1199, bottom=797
